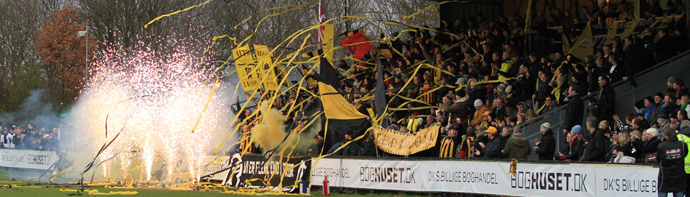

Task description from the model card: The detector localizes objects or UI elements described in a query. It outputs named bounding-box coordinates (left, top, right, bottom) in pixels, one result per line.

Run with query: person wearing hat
left=438, top=125, right=460, bottom=158
left=475, top=126, right=502, bottom=158
left=502, top=126, right=531, bottom=160
left=556, top=125, right=585, bottom=161
left=534, top=122, right=556, bottom=160
left=471, top=99, right=492, bottom=126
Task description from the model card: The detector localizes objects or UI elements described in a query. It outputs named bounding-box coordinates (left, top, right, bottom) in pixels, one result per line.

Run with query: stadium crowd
left=0, top=124, right=60, bottom=151
left=231, top=0, right=690, bottom=165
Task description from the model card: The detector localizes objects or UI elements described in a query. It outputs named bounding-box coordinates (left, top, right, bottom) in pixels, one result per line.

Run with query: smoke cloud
left=0, top=89, right=59, bottom=130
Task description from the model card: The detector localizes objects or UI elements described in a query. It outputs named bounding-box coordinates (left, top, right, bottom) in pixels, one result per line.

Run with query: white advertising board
left=0, top=149, right=59, bottom=170
left=312, top=158, right=659, bottom=197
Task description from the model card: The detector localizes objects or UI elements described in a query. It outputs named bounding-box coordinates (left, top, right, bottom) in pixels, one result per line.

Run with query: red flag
left=317, top=1, right=326, bottom=47
left=341, top=31, right=372, bottom=61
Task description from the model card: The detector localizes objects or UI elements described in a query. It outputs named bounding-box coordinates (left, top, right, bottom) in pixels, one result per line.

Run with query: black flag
left=319, top=56, right=340, bottom=90
left=375, top=58, right=386, bottom=119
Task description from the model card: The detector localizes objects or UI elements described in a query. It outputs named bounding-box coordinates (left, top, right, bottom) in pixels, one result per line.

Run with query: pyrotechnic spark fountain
left=66, top=41, right=230, bottom=184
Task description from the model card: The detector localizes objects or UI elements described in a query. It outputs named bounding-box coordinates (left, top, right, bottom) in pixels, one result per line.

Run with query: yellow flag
left=254, top=45, right=279, bottom=90
left=322, top=24, right=334, bottom=62
left=232, top=45, right=260, bottom=90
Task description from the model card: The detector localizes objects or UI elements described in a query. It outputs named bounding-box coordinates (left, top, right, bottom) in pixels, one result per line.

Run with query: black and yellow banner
left=232, top=45, right=260, bottom=90
left=374, top=125, right=439, bottom=156
left=254, top=45, right=279, bottom=90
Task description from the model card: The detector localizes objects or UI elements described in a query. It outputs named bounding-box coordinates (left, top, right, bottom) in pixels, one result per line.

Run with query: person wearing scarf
left=557, top=125, right=585, bottom=160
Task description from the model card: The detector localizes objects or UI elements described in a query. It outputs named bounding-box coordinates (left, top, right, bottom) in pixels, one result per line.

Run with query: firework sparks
left=66, top=41, right=230, bottom=183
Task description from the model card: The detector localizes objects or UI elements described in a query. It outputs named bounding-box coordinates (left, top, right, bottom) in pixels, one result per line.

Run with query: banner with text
left=254, top=45, right=279, bottom=90
left=374, top=125, right=439, bottom=156
left=312, top=158, right=658, bottom=197
left=223, top=153, right=310, bottom=193
left=200, top=156, right=232, bottom=181
left=595, top=166, right=658, bottom=197
left=232, top=45, right=260, bottom=91
left=0, top=149, right=59, bottom=170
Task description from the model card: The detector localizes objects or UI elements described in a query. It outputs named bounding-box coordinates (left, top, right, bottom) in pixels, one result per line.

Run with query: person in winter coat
left=534, top=122, right=556, bottom=160
left=502, top=126, right=531, bottom=160
left=327, top=132, right=358, bottom=156
left=499, top=126, right=512, bottom=151
left=471, top=99, right=492, bottom=126
left=657, top=128, right=688, bottom=197
left=632, top=128, right=662, bottom=162
left=557, top=125, right=585, bottom=161
left=609, top=131, right=635, bottom=163
left=564, top=85, right=584, bottom=137
left=582, top=117, right=608, bottom=161
left=476, top=126, right=502, bottom=158
left=597, top=75, right=616, bottom=124
left=443, top=91, right=472, bottom=130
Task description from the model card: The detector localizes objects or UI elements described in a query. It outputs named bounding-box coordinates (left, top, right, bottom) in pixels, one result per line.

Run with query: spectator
left=659, top=114, right=672, bottom=132
left=534, top=122, right=556, bottom=160
left=516, top=102, right=536, bottom=121
left=4, top=129, right=14, bottom=148
left=599, top=120, right=611, bottom=138
left=582, top=117, right=607, bottom=161
left=678, top=110, right=690, bottom=130
left=646, top=0, right=664, bottom=17
left=540, top=95, right=558, bottom=115
left=458, top=127, right=475, bottom=158
left=613, top=113, right=634, bottom=133
left=534, top=70, right=553, bottom=109
left=558, top=125, right=585, bottom=161
left=673, top=78, right=689, bottom=98
left=443, top=90, right=471, bottom=130
left=438, top=125, right=460, bottom=158
left=473, top=127, right=488, bottom=157
left=677, top=127, right=690, bottom=195
left=661, top=94, right=678, bottom=118
left=633, top=128, right=662, bottom=163
left=476, top=126, right=501, bottom=158
left=492, top=97, right=507, bottom=119
left=502, top=126, right=531, bottom=160
left=657, top=128, right=687, bottom=197
left=564, top=85, right=584, bottom=136
left=645, top=96, right=657, bottom=121
left=327, top=132, right=358, bottom=156
left=653, top=92, right=666, bottom=122
left=612, top=131, right=635, bottom=163
left=42, top=134, right=58, bottom=151
left=499, top=126, right=512, bottom=150
left=597, top=75, right=616, bottom=123
left=471, top=99, right=491, bottom=126
left=308, top=135, right=323, bottom=157
left=586, top=98, right=598, bottom=118
left=582, top=1, right=602, bottom=24
left=647, top=28, right=676, bottom=63
left=606, top=132, right=621, bottom=161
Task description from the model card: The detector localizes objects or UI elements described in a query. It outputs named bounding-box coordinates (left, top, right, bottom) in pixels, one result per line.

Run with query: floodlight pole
left=84, top=26, right=89, bottom=87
